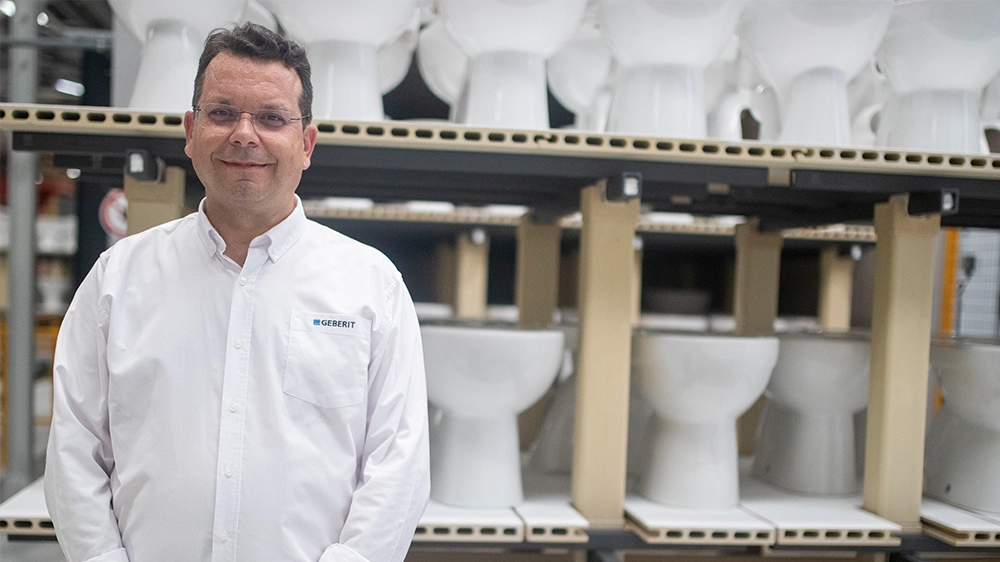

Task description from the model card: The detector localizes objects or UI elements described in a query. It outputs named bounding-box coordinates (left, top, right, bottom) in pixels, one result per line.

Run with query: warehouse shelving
left=3, top=103, right=1000, bottom=559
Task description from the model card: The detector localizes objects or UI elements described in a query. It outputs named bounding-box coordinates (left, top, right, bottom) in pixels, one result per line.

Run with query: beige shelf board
left=518, top=470, right=589, bottom=544
left=624, top=495, right=774, bottom=546
left=0, top=478, right=54, bottom=536
left=921, top=498, right=1000, bottom=547
left=303, top=202, right=876, bottom=243
left=414, top=500, right=524, bottom=543
left=739, top=468, right=901, bottom=547
left=3, top=103, right=1000, bottom=186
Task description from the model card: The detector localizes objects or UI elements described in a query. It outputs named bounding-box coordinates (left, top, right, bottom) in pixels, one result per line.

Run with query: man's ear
left=302, top=125, right=318, bottom=170
left=183, top=111, right=196, bottom=159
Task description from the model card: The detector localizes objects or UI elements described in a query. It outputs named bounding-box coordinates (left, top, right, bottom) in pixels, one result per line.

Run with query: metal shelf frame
left=4, top=103, right=1000, bottom=559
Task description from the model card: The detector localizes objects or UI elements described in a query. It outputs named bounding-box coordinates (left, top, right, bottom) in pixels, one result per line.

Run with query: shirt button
left=229, top=403, right=239, bottom=413
left=234, top=339, right=243, bottom=349
left=219, top=531, right=228, bottom=542
left=224, top=466, right=233, bottom=478
left=239, top=277, right=247, bottom=286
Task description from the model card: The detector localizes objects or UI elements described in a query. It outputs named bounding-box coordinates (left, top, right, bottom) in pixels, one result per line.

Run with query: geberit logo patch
left=314, top=318, right=356, bottom=328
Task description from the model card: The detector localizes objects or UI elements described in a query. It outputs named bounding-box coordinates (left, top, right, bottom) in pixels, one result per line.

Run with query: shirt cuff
left=82, top=548, right=129, bottom=562
left=318, top=543, right=369, bottom=562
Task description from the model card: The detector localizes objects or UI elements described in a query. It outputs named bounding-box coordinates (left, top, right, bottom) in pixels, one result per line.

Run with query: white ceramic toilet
left=261, top=0, right=416, bottom=120
left=438, top=0, right=587, bottom=129
left=752, top=333, right=871, bottom=495
left=740, top=0, right=894, bottom=146
left=632, top=331, right=778, bottom=508
left=599, top=0, right=745, bottom=137
left=109, top=0, right=247, bottom=111
left=925, top=339, right=1000, bottom=514
left=546, top=20, right=615, bottom=132
left=422, top=322, right=565, bottom=507
left=875, top=0, right=1000, bottom=153
left=416, top=18, right=469, bottom=118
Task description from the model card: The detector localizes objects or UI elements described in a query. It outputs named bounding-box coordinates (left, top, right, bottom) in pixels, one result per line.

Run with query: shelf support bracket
left=734, top=218, right=783, bottom=456
left=818, top=245, right=858, bottom=331
left=454, top=228, right=489, bottom=319
left=516, top=212, right=561, bottom=328
left=863, top=194, right=939, bottom=532
left=572, top=182, right=640, bottom=526
left=123, top=164, right=185, bottom=236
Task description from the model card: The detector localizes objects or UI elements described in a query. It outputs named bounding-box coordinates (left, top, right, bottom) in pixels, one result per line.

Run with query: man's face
left=184, top=52, right=317, bottom=221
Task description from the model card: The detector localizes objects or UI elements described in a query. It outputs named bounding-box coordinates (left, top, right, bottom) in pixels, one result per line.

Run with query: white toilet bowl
left=109, top=0, right=247, bottom=111
left=261, top=0, right=417, bottom=120
left=439, top=0, right=587, bottom=129
left=422, top=322, right=565, bottom=508
left=752, top=333, right=870, bottom=495
left=632, top=331, right=778, bottom=508
left=925, top=339, right=1000, bottom=514
left=416, top=18, right=469, bottom=117
left=740, top=0, right=894, bottom=146
left=599, top=0, right=745, bottom=137
left=546, top=21, right=615, bottom=132
left=875, top=0, right=1000, bottom=153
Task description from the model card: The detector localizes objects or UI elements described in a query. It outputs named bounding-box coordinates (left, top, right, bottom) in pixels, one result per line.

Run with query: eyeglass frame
left=192, top=103, right=312, bottom=132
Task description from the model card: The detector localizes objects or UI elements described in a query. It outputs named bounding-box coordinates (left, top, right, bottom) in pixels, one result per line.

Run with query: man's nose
left=229, top=113, right=259, bottom=145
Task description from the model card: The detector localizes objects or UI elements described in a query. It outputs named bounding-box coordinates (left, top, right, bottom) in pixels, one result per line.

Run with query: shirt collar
left=196, top=196, right=306, bottom=263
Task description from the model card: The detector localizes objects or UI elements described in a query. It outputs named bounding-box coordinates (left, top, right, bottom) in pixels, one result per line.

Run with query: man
left=44, top=22, right=429, bottom=562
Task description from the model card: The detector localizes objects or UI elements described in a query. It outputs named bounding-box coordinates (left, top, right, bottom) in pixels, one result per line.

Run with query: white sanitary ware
left=875, top=0, right=1000, bottom=153
left=705, top=42, right=780, bottom=142
left=632, top=331, right=778, bottom=507
left=546, top=20, right=615, bottom=132
left=109, top=0, right=247, bottom=111
left=262, top=0, right=416, bottom=120
left=416, top=18, right=469, bottom=118
left=740, top=0, right=894, bottom=145
left=925, top=339, right=1000, bottom=514
left=378, top=9, right=420, bottom=97
left=439, top=0, right=587, bottom=129
left=752, top=333, right=871, bottom=495
left=422, top=322, right=565, bottom=507
left=599, top=0, right=745, bottom=137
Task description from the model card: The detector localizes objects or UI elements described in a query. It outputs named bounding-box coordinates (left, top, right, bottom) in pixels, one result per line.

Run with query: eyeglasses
left=193, top=103, right=310, bottom=131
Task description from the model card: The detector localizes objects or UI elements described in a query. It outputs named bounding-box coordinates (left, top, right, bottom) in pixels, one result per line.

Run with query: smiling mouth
left=222, top=160, right=270, bottom=169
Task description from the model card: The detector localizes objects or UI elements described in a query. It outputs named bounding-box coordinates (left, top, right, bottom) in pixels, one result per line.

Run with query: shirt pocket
left=283, top=310, right=370, bottom=408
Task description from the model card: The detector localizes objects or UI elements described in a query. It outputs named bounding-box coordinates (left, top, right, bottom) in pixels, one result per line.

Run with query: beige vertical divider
left=633, top=237, right=644, bottom=326
left=733, top=218, right=783, bottom=455
left=863, top=195, right=939, bottom=532
left=435, top=241, right=457, bottom=307
left=124, top=166, right=185, bottom=236
left=454, top=230, right=489, bottom=319
left=819, top=246, right=855, bottom=331
left=515, top=214, right=561, bottom=327
left=571, top=184, right=640, bottom=526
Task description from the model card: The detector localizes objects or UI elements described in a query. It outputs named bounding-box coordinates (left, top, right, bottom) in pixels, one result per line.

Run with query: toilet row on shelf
left=415, top=309, right=1000, bottom=522
left=110, top=0, right=1000, bottom=155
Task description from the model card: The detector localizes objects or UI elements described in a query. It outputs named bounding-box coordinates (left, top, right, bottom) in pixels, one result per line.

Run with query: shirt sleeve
left=44, top=259, right=128, bottom=562
left=320, top=272, right=430, bottom=562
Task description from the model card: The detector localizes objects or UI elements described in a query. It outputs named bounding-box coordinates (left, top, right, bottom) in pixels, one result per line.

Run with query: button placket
left=210, top=255, right=265, bottom=561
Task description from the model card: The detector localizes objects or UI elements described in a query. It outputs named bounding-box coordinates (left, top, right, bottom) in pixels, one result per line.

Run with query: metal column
left=3, top=0, right=40, bottom=500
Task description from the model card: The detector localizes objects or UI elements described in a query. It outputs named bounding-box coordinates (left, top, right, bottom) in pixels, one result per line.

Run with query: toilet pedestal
left=129, top=20, right=202, bottom=110
left=309, top=41, right=383, bottom=121
left=641, top=418, right=739, bottom=508
left=753, top=401, right=859, bottom=495
left=925, top=405, right=1000, bottom=515
left=780, top=68, right=852, bottom=146
left=608, top=65, right=706, bottom=137
left=465, top=51, right=548, bottom=130
left=431, top=413, right=524, bottom=507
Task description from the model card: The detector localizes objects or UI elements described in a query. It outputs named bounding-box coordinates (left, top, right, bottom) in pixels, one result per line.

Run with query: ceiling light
left=36, top=10, right=47, bottom=25
left=54, top=78, right=85, bottom=97
left=0, top=0, right=15, bottom=17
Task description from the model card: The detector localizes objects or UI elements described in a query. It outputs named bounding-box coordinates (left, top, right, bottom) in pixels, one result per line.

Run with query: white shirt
left=44, top=199, right=430, bottom=562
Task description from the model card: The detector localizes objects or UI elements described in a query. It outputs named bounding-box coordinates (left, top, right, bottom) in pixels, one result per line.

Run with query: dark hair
left=192, top=22, right=313, bottom=126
